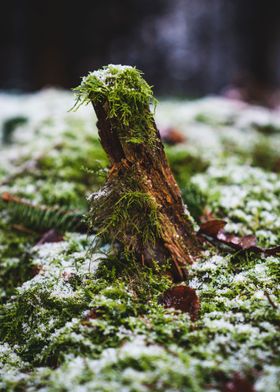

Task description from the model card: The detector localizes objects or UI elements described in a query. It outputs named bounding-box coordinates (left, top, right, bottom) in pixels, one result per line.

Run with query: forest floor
left=0, top=90, right=279, bottom=391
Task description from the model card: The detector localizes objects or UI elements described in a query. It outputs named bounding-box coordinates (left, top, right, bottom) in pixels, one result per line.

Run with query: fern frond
left=0, top=192, right=87, bottom=233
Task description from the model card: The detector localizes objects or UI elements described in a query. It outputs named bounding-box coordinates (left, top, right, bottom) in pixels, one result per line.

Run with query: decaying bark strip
left=73, top=65, right=201, bottom=281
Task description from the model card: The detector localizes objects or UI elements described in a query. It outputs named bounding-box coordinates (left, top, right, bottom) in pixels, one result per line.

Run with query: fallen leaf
left=199, top=219, right=227, bottom=237
left=1, top=192, right=14, bottom=202
left=30, top=264, right=43, bottom=277
left=222, top=373, right=255, bottom=392
left=158, top=285, right=200, bottom=321
left=238, top=235, right=257, bottom=249
left=81, top=308, right=101, bottom=325
left=61, top=271, right=75, bottom=282
left=36, top=229, right=64, bottom=245
left=161, top=127, right=186, bottom=145
left=198, top=219, right=280, bottom=256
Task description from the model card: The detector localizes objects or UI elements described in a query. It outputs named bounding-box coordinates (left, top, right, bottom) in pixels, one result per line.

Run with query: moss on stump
left=73, top=65, right=201, bottom=281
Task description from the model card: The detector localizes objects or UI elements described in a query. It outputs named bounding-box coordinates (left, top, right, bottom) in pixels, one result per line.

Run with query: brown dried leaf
left=61, top=271, right=76, bottom=282
left=161, top=127, right=186, bottom=145
left=81, top=308, right=101, bottom=326
left=159, top=285, right=200, bottom=321
left=222, top=373, right=255, bottom=392
left=30, top=264, right=43, bottom=277
left=199, top=219, right=227, bottom=237
left=198, top=219, right=280, bottom=255
left=36, top=229, right=64, bottom=245
left=238, top=235, right=257, bottom=249
left=2, top=191, right=15, bottom=202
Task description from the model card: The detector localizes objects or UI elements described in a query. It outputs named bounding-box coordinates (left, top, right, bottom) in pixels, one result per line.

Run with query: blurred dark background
left=2, top=0, right=280, bottom=103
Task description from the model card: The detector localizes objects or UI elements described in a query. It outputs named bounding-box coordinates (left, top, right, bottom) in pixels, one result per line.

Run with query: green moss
left=1, top=232, right=279, bottom=390
left=92, top=190, right=162, bottom=253
left=1, top=235, right=279, bottom=391
left=0, top=236, right=172, bottom=369
left=0, top=226, right=35, bottom=303
left=1, top=91, right=280, bottom=391
left=94, top=253, right=171, bottom=300
left=73, top=64, right=157, bottom=145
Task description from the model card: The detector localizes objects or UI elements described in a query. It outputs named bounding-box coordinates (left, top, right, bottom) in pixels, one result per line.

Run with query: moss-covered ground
left=0, top=91, right=279, bottom=391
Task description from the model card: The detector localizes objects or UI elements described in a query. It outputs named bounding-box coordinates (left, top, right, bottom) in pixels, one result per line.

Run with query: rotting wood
left=73, top=65, right=201, bottom=281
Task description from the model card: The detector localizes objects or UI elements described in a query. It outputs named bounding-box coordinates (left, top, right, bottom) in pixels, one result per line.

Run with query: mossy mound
left=0, top=90, right=279, bottom=391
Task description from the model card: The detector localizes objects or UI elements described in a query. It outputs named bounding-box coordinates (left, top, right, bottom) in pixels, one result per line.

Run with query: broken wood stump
left=73, top=65, right=201, bottom=281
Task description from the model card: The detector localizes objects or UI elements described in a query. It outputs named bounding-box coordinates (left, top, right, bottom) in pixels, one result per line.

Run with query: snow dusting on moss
left=0, top=90, right=279, bottom=391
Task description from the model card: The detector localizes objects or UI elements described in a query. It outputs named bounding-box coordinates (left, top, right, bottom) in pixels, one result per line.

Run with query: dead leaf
left=61, top=271, right=75, bottom=282
left=81, top=308, right=101, bottom=325
left=238, top=235, right=257, bottom=249
left=161, top=127, right=186, bottom=145
left=198, top=219, right=280, bottom=256
left=222, top=373, right=255, bottom=392
left=159, top=285, right=200, bottom=321
left=30, top=264, right=43, bottom=277
left=36, top=229, right=64, bottom=245
left=199, top=219, right=227, bottom=237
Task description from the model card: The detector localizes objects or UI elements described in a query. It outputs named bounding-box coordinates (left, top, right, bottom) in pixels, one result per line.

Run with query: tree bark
left=91, top=102, right=201, bottom=281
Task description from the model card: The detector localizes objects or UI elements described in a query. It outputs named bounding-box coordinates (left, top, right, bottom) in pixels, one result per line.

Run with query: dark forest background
left=2, top=0, right=280, bottom=100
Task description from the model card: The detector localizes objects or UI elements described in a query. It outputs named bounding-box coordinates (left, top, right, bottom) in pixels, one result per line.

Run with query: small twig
left=11, top=224, right=37, bottom=235
left=264, top=290, right=278, bottom=310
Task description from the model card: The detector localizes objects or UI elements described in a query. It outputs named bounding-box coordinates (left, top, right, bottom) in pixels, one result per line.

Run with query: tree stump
left=74, top=65, right=201, bottom=281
